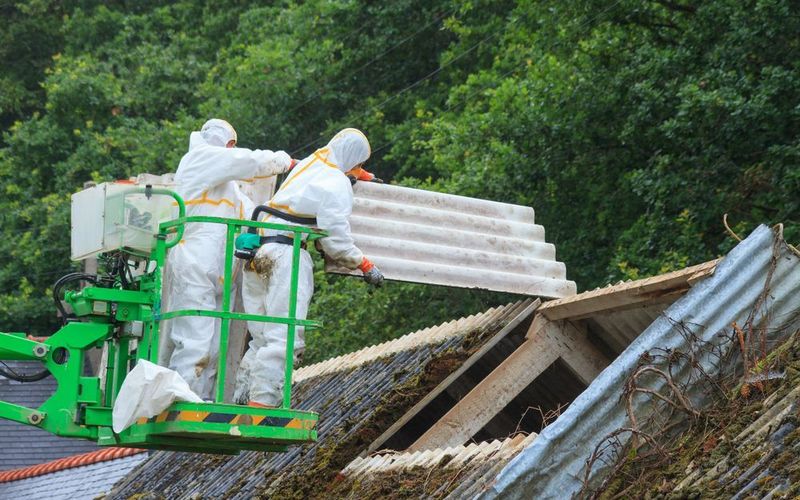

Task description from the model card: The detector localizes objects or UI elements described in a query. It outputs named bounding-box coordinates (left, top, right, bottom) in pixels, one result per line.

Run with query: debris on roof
left=609, top=331, right=800, bottom=497
left=327, top=181, right=577, bottom=298
left=109, top=300, right=534, bottom=499
left=483, top=224, right=800, bottom=499
left=0, top=447, right=146, bottom=499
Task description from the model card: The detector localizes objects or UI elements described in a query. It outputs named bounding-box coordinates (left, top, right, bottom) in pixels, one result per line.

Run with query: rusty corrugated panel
left=327, top=182, right=577, bottom=298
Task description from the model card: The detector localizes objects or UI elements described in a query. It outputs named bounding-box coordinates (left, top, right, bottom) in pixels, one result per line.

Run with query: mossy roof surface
left=108, top=302, right=525, bottom=499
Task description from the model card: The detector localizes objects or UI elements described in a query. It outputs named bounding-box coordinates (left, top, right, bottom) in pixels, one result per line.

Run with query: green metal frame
left=0, top=187, right=325, bottom=454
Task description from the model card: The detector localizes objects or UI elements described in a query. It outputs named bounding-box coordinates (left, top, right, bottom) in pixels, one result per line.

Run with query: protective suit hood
left=188, top=131, right=210, bottom=151
left=326, top=128, right=370, bottom=172
left=200, top=118, right=237, bottom=147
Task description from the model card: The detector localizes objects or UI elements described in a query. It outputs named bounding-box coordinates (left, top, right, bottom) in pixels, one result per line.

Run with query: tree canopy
left=1, top=0, right=797, bottom=363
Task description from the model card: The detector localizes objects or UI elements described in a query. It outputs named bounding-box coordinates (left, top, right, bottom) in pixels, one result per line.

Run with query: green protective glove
left=234, top=232, right=262, bottom=260
left=235, top=233, right=261, bottom=251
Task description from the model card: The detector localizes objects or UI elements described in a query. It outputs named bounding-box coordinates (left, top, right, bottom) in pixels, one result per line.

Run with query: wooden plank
left=408, top=314, right=612, bottom=451
left=555, top=320, right=611, bottom=385
left=407, top=314, right=561, bottom=451
left=361, top=299, right=540, bottom=457
left=539, top=260, right=718, bottom=321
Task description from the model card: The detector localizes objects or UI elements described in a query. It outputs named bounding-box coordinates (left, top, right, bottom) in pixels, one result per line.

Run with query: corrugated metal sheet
left=328, top=182, right=577, bottom=298
left=484, top=225, right=800, bottom=499
left=108, top=301, right=529, bottom=499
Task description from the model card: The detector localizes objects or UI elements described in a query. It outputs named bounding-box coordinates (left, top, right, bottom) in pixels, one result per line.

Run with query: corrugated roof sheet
left=0, top=361, right=101, bottom=471
left=127, top=175, right=576, bottom=298
left=327, top=182, right=577, bottom=298
left=667, top=366, right=800, bottom=497
left=484, top=225, right=800, bottom=499
left=108, top=301, right=531, bottom=499
left=328, top=434, right=537, bottom=498
left=294, top=302, right=523, bottom=383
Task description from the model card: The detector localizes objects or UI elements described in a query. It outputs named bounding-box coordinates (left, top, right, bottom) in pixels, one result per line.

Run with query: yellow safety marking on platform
left=178, top=410, right=210, bottom=422
left=155, top=412, right=170, bottom=423
left=285, top=418, right=304, bottom=430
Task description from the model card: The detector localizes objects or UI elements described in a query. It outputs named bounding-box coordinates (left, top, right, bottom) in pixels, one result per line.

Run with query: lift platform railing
left=0, top=187, right=326, bottom=453
left=154, top=215, right=326, bottom=405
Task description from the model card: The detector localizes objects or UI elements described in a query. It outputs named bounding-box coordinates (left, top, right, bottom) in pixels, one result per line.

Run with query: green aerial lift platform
left=0, top=183, right=321, bottom=454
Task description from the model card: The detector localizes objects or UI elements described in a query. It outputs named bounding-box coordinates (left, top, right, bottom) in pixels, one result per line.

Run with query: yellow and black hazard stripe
left=136, top=410, right=316, bottom=430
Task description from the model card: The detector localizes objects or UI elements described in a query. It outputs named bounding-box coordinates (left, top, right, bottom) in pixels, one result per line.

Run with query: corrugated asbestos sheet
left=108, top=301, right=531, bottom=499
left=667, top=362, right=800, bottom=496
left=294, top=302, right=529, bottom=383
left=335, top=434, right=536, bottom=498
left=132, top=174, right=575, bottom=298
left=484, top=225, right=800, bottom=499
left=327, top=182, right=577, bottom=298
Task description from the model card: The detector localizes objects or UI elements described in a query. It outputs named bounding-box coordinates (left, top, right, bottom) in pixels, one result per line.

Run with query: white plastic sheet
left=112, top=360, right=203, bottom=433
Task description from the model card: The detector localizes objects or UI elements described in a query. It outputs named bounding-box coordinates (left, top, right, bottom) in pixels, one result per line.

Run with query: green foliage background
left=1, top=0, right=797, bottom=364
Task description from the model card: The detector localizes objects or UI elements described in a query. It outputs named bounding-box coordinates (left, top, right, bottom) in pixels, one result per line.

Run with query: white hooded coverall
left=167, top=120, right=291, bottom=399
left=236, top=128, right=370, bottom=406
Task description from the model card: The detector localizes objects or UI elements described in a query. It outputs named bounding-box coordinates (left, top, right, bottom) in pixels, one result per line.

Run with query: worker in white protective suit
left=167, top=119, right=293, bottom=399
left=235, top=128, right=384, bottom=407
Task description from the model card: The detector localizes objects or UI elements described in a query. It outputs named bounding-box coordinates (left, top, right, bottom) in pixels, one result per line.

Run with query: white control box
left=70, top=182, right=176, bottom=261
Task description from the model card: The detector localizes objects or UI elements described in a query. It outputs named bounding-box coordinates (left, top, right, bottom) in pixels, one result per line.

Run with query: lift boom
left=0, top=184, right=322, bottom=454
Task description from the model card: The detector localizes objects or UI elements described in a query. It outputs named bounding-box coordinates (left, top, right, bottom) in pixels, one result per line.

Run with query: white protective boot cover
left=112, top=360, right=203, bottom=433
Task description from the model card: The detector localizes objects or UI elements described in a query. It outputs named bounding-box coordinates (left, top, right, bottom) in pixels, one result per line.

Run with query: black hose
left=248, top=205, right=317, bottom=232
left=52, top=272, right=98, bottom=325
left=0, top=360, right=50, bottom=382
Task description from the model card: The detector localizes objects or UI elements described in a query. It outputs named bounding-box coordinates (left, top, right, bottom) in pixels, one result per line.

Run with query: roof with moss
left=109, top=300, right=533, bottom=498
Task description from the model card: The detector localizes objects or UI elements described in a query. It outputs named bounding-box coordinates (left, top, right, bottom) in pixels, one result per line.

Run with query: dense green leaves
left=0, top=0, right=798, bottom=359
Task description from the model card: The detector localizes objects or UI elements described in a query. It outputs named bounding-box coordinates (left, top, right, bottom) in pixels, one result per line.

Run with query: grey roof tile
left=0, top=454, right=146, bottom=499
left=0, top=361, right=101, bottom=471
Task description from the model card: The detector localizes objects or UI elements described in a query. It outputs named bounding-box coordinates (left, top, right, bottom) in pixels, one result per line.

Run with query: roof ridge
left=0, top=447, right=145, bottom=483
left=294, top=302, right=520, bottom=383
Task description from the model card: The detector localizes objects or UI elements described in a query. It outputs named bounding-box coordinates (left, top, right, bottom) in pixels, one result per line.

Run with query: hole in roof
left=472, top=358, right=587, bottom=442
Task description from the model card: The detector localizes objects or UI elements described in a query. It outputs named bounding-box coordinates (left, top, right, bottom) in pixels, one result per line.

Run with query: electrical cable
left=289, top=20, right=504, bottom=157
left=370, top=0, right=627, bottom=159
left=283, top=6, right=458, bottom=120
left=52, top=272, right=98, bottom=326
